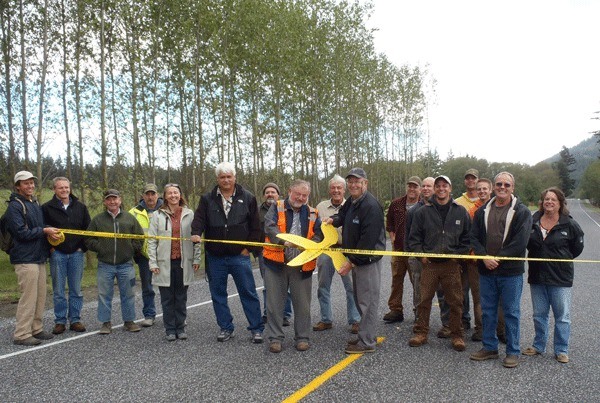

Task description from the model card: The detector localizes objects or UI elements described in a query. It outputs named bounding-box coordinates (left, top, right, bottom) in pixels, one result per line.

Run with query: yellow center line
left=283, top=337, right=385, bottom=403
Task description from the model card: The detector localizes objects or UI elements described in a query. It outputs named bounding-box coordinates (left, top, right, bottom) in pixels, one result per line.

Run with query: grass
left=0, top=252, right=99, bottom=303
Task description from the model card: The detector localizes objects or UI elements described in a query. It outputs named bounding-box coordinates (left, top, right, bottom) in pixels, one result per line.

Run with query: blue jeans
left=530, top=284, right=572, bottom=355
left=97, top=262, right=136, bottom=323
left=206, top=252, right=264, bottom=333
left=258, top=253, right=292, bottom=319
left=480, top=274, right=523, bottom=355
left=50, top=250, right=84, bottom=324
left=317, top=254, right=360, bottom=324
left=134, top=255, right=156, bottom=319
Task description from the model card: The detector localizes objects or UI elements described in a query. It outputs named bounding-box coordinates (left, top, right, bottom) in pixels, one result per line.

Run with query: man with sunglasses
left=470, top=172, right=532, bottom=368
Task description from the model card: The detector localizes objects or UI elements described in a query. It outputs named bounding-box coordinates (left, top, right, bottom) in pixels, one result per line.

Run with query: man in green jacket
left=86, top=189, right=145, bottom=334
left=129, top=183, right=163, bottom=327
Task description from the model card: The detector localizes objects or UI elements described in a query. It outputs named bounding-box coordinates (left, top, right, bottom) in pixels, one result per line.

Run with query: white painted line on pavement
left=0, top=286, right=265, bottom=361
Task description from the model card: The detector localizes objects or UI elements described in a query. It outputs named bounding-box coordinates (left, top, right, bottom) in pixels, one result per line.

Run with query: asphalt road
left=1, top=199, right=599, bottom=402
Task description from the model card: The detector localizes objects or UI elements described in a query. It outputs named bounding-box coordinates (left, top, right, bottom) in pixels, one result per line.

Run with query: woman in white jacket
left=148, top=184, right=201, bottom=341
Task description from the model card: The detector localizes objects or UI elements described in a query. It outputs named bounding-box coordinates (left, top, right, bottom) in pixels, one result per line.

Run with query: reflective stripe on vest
left=263, top=200, right=318, bottom=271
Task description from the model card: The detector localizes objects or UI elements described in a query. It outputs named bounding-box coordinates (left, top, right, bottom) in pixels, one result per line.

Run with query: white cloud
left=368, top=0, right=600, bottom=164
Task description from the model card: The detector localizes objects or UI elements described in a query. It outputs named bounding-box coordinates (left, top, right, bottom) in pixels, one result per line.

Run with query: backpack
left=0, top=198, right=27, bottom=254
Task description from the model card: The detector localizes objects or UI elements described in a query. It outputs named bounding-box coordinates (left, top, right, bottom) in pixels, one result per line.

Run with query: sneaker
left=470, top=348, right=499, bottom=361
left=217, top=329, right=234, bottom=342
left=283, top=317, right=291, bottom=327
left=503, top=354, right=519, bottom=368
left=124, top=321, right=141, bottom=332
left=13, top=336, right=42, bottom=346
left=345, top=343, right=375, bottom=354
left=177, top=332, right=188, bottom=340
left=350, top=323, right=359, bottom=334
left=522, top=347, right=541, bottom=356
left=555, top=353, right=569, bottom=363
left=166, top=334, right=177, bottom=341
left=383, top=311, right=404, bottom=323
left=140, top=317, right=155, bottom=327
left=252, top=332, right=263, bottom=344
left=269, top=341, right=282, bottom=353
left=471, top=331, right=483, bottom=342
left=451, top=337, right=466, bottom=352
left=437, top=326, right=451, bottom=339
left=408, top=333, right=428, bottom=347
left=70, top=322, right=86, bottom=332
left=33, top=331, right=54, bottom=340
left=99, top=322, right=112, bottom=334
left=52, top=324, right=66, bottom=335
left=296, top=341, right=310, bottom=351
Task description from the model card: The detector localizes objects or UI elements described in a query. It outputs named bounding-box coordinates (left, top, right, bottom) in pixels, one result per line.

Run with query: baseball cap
left=262, top=182, right=281, bottom=195
left=103, top=189, right=121, bottom=199
left=407, top=176, right=422, bottom=186
left=434, top=175, right=452, bottom=186
left=143, top=183, right=158, bottom=193
left=464, top=168, right=479, bottom=178
left=14, top=171, right=37, bottom=185
left=346, top=168, right=367, bottom=180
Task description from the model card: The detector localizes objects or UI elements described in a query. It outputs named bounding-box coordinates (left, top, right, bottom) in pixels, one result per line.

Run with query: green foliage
left=580, top=160, right=600, bottom=204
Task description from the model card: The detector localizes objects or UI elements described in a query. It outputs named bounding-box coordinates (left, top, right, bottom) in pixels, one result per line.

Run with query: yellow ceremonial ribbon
left=55, top=228, right=598, bottom=264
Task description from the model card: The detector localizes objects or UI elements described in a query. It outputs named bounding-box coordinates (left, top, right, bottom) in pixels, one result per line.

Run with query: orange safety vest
left=263, top=200, right=318, bottom=271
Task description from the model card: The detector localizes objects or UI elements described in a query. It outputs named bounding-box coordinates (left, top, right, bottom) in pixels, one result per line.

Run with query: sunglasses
left=495, top=182, right=512, bottom=188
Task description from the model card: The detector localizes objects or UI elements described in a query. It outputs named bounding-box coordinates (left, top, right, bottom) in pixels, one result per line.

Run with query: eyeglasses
left=495, top=182, right=512, bottom=188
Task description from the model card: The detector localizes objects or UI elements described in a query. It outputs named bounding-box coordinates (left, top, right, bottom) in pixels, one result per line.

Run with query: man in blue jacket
left=42, top=177, right=91, bottom=334
left=7, top=171, right=61, bottom=346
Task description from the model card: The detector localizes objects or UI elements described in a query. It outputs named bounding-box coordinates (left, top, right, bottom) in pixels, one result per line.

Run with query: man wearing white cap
left=5, top=171, right=60, bottom=346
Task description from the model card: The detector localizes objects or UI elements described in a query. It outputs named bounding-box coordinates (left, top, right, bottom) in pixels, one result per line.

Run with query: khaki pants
left=388, top=255, right=412, bottom=313
left=14, top=263, right=47, bottom=340
left=414, top=260, right=463, bottom=338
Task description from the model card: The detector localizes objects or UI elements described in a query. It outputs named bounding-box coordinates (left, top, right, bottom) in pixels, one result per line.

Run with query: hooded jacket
left=42, top=194, right=91, bottom=254
left=148, top=207, right=201, bottom=287
left=527, top=210, right=584, bottom=287
left=471, top=195, right=532, bottom=276
left=5, top=192, right=49, bottom=264
left=406, top=196, right=471, bottom=259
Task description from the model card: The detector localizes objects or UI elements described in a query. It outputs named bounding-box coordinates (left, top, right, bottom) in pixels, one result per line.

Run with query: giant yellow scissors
left=276, top=223, right=347, bottom=271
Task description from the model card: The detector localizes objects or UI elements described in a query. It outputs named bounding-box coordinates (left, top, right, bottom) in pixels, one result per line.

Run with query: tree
left=553, top=146, right=576, bottom=197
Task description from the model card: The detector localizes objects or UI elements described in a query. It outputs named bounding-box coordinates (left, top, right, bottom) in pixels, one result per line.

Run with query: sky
left=367, top=0, right=600, bottom=165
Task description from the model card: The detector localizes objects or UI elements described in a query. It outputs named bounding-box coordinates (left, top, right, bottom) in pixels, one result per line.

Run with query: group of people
left=384, top=169, right=584, bottom=367
left=3, top=165, right=584, bottom=368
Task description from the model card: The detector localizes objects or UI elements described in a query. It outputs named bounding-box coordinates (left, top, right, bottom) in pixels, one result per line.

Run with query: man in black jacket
left=191, top=162, right=264, bottom=344
left=7, top=171, right=61, bottom=346
left=407, top=175, right=470, bottom=352
left=42, top=177, right=91, bottom=334
left=328, top=168, right=386, bottom=354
